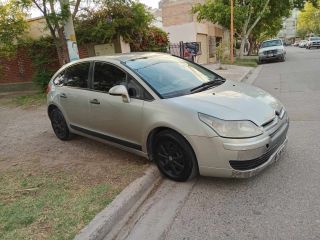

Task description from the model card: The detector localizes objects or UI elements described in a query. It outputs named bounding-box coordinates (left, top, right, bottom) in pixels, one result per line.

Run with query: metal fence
left=167, top=41, right=202, bottom=62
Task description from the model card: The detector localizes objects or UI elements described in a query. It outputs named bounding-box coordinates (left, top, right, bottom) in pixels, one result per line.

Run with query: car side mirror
left=109, top=85, right=131, bottom=103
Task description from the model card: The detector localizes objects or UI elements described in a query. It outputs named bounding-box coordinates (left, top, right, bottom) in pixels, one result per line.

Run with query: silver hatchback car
left=47, top=53, right=289, bottom=181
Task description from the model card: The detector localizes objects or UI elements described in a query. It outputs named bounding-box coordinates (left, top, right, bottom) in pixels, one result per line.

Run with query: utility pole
left=60, top=0, right=80, bottom=62
left=230, top=0, right=234, bottom=64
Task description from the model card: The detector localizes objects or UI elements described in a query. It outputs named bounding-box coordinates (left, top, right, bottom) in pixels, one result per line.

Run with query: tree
left=0, top=0, right=27, bottom=58
left=297, top=0, right=320, bottom=38
left=75, top=0, right=153, bottom=45
left=20, top=0, right=82, bottom=65
left=193, top=0, right=292, bottom=58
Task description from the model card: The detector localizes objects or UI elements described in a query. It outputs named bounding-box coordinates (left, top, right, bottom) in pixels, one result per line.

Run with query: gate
left=167, top=41, right=201, bottom=62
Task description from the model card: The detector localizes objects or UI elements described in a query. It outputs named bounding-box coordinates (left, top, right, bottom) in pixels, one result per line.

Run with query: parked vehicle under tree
left=47, top=53, right=289, bottom=181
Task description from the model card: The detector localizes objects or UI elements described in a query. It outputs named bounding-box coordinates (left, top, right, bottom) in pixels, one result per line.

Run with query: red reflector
left=46, top=84, right=51, bottom=94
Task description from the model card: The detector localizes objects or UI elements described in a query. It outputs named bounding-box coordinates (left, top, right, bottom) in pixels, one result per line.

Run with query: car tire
left=281, top=54, right=286, bottom=62
left=49, top=108, right=73, bottom=141
left=152, top=130, right=198, bottom=182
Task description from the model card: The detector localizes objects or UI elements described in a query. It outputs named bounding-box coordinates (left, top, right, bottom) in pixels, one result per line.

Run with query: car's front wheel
left=153, top=130, right=198, bottom=182
left=49, top=108, right=73, bottom=140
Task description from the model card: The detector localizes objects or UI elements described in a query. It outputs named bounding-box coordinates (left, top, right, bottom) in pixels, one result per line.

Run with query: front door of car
left=87, top=62, right=146, bottom=148
left=58, top=62, right=91, bottom=129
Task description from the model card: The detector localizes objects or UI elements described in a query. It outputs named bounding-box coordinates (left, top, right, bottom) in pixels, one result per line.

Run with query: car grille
left=263, top=50, right=277, bottom=55
left=229, top=125, right=288, bottom=171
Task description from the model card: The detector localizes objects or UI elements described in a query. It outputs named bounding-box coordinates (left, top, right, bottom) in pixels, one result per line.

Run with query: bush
left=20, top=37, right=59, bottom=92
left=130, top=27, right=169, bottom=52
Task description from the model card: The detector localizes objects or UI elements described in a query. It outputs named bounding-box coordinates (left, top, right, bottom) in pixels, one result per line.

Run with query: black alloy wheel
left=50, top=108, right=72, bottom=140
left=153, top=130, right=198, bottom=182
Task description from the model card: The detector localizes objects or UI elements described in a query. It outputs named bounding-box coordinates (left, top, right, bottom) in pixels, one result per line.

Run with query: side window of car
left=127, top=75, right=153, bottom=101
left=93, top=62, right=126, bottom=92
left=53, top=71, right=66, bottom=86
left=64, top=62, right=90, bottom=89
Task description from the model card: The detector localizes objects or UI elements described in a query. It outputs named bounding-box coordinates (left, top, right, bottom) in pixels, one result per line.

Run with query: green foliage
left=297, top=0, right=320, bottom=37
left=130, top=27, right=169, bottom=52
left=293, top=0, right=319, bottom=9
left=11, top=93, right=46, bottom=107
left=21, top=37, right=58, bottom=91
left=193, top=0, right=291, bottom=38
left=0, top=0, right=28, bottom=58
left=0, top=170, right=117, bottom=239
left=75, top=0, right=153, bottom=45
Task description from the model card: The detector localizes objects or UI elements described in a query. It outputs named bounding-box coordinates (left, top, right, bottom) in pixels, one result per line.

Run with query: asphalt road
left=120, top=47, right=320, bottom=240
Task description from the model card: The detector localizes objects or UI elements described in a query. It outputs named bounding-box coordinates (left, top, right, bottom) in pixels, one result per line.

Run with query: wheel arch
left=146, top=127, right=197, bottom=164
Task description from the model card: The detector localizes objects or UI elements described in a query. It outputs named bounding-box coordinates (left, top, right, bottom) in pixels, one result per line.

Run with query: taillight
left=46, top=84, right=51, bottom=95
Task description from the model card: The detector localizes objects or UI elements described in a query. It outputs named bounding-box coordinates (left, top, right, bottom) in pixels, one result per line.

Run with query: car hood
left=259, top=45, right=284, bottom=53
left=169, top=80, right=283, bottom=126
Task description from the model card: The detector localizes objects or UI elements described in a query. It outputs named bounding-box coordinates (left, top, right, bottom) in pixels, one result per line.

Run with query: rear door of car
left=58, top=61, right=92, bottom=129
left=86, top=61, right=151, bottom=150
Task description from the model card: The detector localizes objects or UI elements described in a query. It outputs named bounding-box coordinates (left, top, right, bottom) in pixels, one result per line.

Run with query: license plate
left=267, top=53, right=274, bottom=57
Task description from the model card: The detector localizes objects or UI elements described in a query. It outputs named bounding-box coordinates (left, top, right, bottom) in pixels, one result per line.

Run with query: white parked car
left=258, top=39, right=286, bottom=64
left=299, top=40, right=308, bottom=48
left=306, top=36, right=320, bottom=49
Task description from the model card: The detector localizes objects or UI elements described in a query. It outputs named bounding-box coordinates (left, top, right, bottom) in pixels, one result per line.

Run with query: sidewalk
left=203, top=63, right=254, bottom=82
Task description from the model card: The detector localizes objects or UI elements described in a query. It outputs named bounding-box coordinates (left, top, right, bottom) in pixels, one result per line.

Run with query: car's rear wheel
left=153, top=130, right=198, bottom=182
left=50, top=108, right=72, bottom=140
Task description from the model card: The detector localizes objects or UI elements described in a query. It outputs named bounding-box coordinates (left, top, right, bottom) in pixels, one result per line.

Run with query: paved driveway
left=165, top=47, right=320, bottom=240
left=120, top=47, right=320, bottom=240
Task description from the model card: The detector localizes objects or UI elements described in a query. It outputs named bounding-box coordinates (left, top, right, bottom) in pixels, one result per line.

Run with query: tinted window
left=127, top=75, right=153, bottom=100
left=261, top=40, right=282, bottom=48
left=125, top=55, right=221, bottom=98
left=65, top=62, right=90, bottom=88
left=53, top=71, right=66, bottom=86
left=93, top=62, right=126, bottom=92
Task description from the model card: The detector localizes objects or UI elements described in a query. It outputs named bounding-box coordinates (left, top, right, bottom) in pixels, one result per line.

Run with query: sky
left=138, top=0, right=160, bottom=9
left=30, top=0, right=160, bottom=18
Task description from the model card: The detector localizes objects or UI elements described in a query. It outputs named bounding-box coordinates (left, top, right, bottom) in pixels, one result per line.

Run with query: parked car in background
left=47, top=53, right=289, bottom=181
left=306, top=36, right=320, bottom=49
left=293, top=41, right=300, bottom=47
left=258, top=39, right=286, bottom=64
left=299, top=40, right=308, bottom=48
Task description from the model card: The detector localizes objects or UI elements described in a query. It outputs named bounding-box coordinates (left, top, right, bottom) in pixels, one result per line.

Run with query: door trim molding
left=70, top=124, right=142, bottom=151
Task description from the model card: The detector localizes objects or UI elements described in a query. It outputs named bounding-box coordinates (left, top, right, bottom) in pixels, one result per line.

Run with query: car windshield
left=310, top=37, right=320, bottom=41
left=261, top=40, right=282, bottom=48
left=124, top=55, right=223, bottom=98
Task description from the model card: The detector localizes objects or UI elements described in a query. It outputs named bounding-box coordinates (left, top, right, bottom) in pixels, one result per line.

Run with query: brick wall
left=0, top=49, right=35, bottom=84
left=0, top=44, right=91, bottom=85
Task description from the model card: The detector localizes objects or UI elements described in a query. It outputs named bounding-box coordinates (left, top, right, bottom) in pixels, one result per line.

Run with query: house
left=160, top=0, right=229, bottom=64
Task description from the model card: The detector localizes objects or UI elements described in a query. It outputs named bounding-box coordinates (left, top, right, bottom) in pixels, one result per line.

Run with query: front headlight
left=277, top=49, right=284, bottom=54
left=199, top=113, right=263, bottom=138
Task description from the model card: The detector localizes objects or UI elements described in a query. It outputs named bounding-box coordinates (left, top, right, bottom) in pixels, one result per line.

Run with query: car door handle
left=90, top=99, right=100, bottom=104
left=60, top=93, right=67, bottom=98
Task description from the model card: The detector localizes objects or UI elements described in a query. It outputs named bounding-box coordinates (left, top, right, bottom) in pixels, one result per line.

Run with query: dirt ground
left=0, top=95, right=150, bottom=190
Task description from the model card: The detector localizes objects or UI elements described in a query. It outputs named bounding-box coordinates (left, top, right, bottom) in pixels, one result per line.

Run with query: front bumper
left=308, top=43, right=320, bottom=47
left=259, top=53, right=284, bottom=61
left=187, top=118, right=289, bottom=178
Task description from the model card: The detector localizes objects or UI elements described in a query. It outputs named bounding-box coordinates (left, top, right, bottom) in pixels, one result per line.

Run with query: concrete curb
left=239, top=68, right=253, bottom=82
left=74, top=166, right=161, bottom=240
left=241, top=65, right=262, bottom=84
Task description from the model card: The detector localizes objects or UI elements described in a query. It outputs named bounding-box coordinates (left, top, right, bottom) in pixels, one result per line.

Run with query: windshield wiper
left=190, top=78, right=225, bottom=93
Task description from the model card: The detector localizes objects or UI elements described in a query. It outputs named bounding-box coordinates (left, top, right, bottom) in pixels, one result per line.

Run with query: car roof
left=67, top=52, right=169, bottom=66
left=262, top=39, right=282, bottom=43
